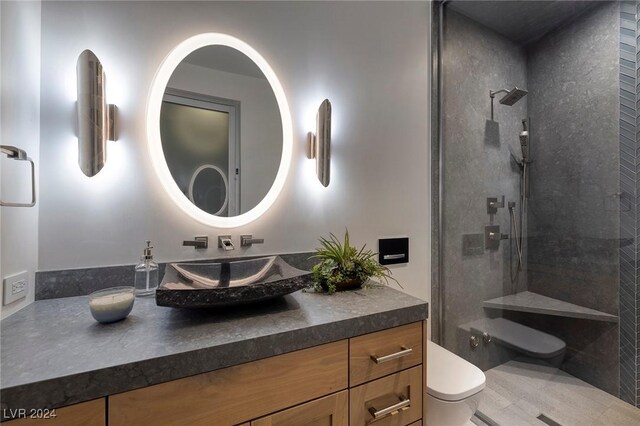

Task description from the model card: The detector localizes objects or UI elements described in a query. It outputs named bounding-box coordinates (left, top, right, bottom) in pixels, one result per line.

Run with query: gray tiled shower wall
left=441, top=8, right=528, bottom=370
left=526, top=1, right=620, bottom=397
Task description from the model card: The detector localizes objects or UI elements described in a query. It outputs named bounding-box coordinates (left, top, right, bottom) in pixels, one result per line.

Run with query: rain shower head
left=500, top=88, right=528, bottom=105
left=490, top=87, right=528, bottom=106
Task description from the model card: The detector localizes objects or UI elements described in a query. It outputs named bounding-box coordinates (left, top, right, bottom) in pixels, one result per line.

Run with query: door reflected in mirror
left=160, top=45, right=282, bottom=217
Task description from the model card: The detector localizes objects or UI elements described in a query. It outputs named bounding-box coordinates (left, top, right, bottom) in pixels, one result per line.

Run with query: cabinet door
left=109, top=340, right=348, bottom=426
left=252, top=391, right=348, bottom=426
left=5, top=399, right=105, bottom=426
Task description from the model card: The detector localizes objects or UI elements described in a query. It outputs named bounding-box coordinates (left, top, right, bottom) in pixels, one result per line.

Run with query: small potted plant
left=310, top=230, right=398, bottom=294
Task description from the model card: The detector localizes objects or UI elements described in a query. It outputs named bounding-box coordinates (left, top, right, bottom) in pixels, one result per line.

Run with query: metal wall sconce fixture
left=0, top=145, right=36, bottom=207
left=306, top=99, right=331, bottom=187
left=77, top=49, right=117, bottom=177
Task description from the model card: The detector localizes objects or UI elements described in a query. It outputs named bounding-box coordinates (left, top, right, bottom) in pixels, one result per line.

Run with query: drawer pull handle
left=368, top=395, right=411, bottom=420
left=370, top=346, right=413, bottom=364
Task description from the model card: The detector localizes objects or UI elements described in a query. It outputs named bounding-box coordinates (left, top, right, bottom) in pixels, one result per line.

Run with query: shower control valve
left=488, top=232, right=508, bottom=241
left=485, top=225, right=508, bottom=250
left=487, top=195, right=505, bottom=214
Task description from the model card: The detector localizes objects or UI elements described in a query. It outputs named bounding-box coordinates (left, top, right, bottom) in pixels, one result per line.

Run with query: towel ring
left=0, top=145, right=36, bottom=208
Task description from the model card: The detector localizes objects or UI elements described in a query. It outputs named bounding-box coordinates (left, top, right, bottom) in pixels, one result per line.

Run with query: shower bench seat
left=465, top=317, right=566, bottom=360
left=482, top=291, right=618, bottom=322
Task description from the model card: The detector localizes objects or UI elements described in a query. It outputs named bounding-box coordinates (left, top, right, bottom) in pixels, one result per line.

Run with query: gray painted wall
left=0, top=0, right=41, bottom=319
left=442, top=9, right=527, bottom=368
left=526, top=1, right=620, bottom=396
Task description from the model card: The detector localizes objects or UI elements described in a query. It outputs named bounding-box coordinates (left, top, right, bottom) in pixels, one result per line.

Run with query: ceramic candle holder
left=89, top=287, right=135, bottom=324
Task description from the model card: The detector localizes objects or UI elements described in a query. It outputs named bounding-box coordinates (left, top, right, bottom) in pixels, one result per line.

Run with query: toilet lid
left=427, top=340, right=486, bottom=402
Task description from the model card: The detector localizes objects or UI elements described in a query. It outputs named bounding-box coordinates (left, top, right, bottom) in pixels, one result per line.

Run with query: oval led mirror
left=148, top=34, right=292, bottom=227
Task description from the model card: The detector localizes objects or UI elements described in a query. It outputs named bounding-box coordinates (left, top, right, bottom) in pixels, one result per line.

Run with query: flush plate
left=378, top=238, right=409, bottom=265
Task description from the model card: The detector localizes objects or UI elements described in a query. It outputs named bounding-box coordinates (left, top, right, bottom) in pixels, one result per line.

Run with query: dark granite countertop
left=0, top=286, right=427, bottom=415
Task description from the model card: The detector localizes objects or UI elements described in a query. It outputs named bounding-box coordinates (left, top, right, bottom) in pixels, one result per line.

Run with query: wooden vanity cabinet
left=6, top=321, right=424, bottom=426
left=109, top=321, right=424, bottom=426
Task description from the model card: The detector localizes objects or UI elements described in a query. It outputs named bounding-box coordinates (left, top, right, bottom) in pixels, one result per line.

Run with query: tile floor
left=476, top=359, right=640, bottom=426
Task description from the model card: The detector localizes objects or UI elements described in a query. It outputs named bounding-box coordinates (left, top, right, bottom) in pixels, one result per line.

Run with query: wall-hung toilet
left=426, top=340, right=486, bottom=426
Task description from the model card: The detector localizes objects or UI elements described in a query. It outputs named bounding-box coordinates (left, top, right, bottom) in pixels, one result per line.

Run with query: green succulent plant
left=310, top=230, right=398, bottom=294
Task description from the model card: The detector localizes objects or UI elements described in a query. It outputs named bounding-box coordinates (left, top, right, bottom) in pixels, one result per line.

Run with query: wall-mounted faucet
left=218, top=235, right=235, bottom=251
left=240, top=235, right=264, bottom=247
left=183, top=236, right=208, bottom=249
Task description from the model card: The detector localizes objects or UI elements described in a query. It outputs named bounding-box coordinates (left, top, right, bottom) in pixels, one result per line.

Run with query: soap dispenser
left=134, top=240, right=159, bottom=297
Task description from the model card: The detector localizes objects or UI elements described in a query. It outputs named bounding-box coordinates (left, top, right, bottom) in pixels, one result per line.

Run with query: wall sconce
left=0, top=145, right=36, bottom=207
left=76, top=49, right=117, bottom=177
left=306, top=99, right=331, bottom=187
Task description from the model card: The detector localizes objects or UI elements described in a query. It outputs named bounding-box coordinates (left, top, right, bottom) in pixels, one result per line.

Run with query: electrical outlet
left=3, top=272, right=28, bottom=305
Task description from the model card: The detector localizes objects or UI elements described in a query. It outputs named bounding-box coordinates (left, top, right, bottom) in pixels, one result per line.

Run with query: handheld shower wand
left=509, top=118, right=531, bottom=291
left=519, top=119, right=529, bottom=162
left=519, top=119, right=530, bottom=199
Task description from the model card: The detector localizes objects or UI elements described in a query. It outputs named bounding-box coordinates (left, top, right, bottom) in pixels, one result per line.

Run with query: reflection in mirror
left=188, top=164, right=229, bottom=215
left=160, top=45, right=282, bottom=217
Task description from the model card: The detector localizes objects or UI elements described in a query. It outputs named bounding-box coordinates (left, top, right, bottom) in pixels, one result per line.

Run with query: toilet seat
left=427, top=341, right=486, bottom=402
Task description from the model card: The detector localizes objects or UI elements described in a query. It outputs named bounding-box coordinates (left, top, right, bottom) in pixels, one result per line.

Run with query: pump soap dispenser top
left=134, top=240, right=159, bottom=297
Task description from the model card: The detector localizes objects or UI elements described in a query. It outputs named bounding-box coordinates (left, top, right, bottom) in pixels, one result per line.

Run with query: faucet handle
left=183, top=236, right=208, bottom=249
left=241, top=235, right=265, bottom=247
left=487, top=195, right=505, bottom=214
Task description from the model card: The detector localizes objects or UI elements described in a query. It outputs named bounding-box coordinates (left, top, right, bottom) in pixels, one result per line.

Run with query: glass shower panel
left=438, top=1, right=634, bottom=422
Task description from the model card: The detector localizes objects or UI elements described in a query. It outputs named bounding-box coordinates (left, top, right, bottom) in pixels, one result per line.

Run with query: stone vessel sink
left=155, top=256, right=312, bottom=308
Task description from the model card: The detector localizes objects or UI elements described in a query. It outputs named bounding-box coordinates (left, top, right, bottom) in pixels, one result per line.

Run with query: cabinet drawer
left=252, top=391, right=348, bottom=426
left=109, top=340, right=348, bottom=426
left=350, top=322, right=422, bottom=386
left=349, top=366, right=422, bottom=426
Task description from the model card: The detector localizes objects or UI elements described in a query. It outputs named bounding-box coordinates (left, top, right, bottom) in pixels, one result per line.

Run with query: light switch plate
left=3, top=271, right=28, bottom=305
